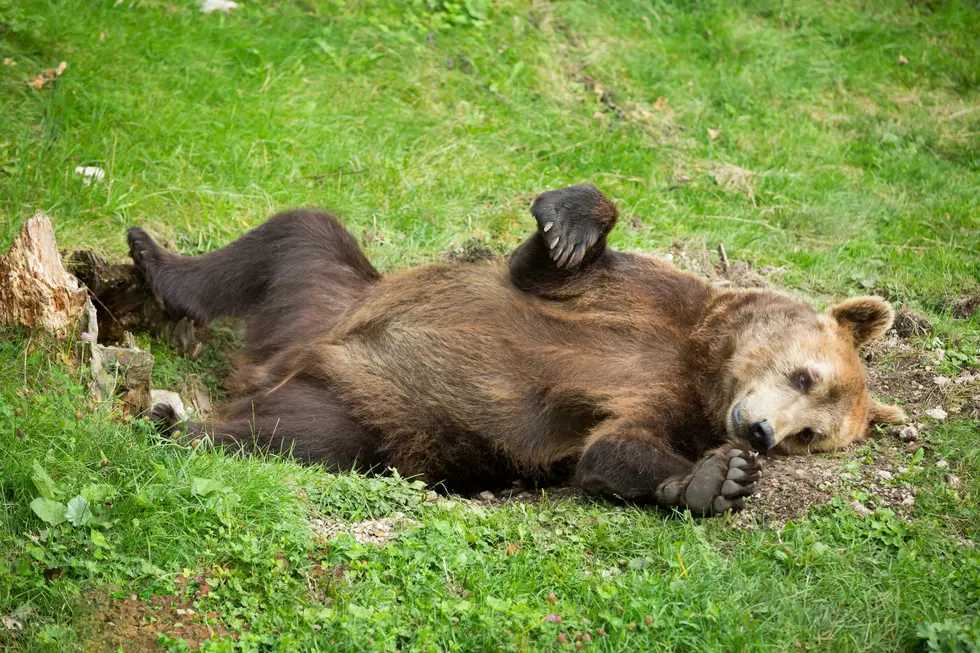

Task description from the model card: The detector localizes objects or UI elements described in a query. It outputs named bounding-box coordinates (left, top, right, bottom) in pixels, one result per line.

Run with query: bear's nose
left=748, top=420, right=775, bottom=452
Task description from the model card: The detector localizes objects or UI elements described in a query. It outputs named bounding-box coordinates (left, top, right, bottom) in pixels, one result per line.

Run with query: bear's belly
left=313, top=263, right=674, bottom=479
left=317, top=323, right=607, bottom=480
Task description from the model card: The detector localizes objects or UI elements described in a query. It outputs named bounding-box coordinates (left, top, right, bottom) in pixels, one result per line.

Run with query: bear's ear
left=830, top=296, right=894, bottom=347
left=869, top=401, right=906, bottom=426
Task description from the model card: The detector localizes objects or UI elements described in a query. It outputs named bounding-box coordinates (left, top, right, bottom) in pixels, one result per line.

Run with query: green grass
left=1, top=0, right=979, bottom=650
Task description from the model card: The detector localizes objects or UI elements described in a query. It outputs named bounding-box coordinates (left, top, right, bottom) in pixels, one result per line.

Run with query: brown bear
left=129, top=184, right=905, bottom=515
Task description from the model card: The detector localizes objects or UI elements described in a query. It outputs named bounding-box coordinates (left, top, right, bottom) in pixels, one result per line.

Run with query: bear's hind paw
left=149, top=402, right=181, bottom=436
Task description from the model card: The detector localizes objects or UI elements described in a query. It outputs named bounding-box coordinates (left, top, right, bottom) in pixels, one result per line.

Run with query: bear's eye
left=790, top=369, right=814, bottom=392
left=797, top=428, right=818, bottom=444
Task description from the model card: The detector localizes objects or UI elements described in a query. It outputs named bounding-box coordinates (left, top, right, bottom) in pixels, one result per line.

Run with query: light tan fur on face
left=720, top=296, right=905, bottom=454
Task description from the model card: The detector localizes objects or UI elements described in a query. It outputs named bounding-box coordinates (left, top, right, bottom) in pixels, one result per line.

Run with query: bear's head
left=720, top=295, right=906, bottom=454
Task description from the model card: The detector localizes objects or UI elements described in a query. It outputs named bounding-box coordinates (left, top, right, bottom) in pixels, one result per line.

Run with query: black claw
left=530, top=184, right=617, bottom=272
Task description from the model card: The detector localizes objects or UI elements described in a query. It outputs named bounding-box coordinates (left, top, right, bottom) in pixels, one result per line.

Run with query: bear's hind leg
left=128, top=210, right=380, bottom=327
left=150, top=379, right=383, bottom=472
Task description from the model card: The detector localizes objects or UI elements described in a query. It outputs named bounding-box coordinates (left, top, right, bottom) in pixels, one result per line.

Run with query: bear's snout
left=747, top=419, right=775, bottom=452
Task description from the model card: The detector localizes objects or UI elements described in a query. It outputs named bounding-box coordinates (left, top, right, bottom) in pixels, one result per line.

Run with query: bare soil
left=309, top=512, right=422, bottom=546
left=81, top=573, right=236, bottom=652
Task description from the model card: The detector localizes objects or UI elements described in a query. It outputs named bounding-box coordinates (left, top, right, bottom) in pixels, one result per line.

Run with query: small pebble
left=899, top=426, right=918, bottom=442
left=936, top=460, right=949, bottom=469
left=924, top=407, right=947, bottom=421
left=876, top=470, right=893, bottom=480
left=945, top=474, right=961, bottom=488
left=794, top=469, right=806, bottom=479
left=477, top=490, right=495, bottom=502
left=851, top=501, right=872, bottom=517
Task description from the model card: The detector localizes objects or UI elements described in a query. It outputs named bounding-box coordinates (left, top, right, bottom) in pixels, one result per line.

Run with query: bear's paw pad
left=678, top=446, right=761, bottom=516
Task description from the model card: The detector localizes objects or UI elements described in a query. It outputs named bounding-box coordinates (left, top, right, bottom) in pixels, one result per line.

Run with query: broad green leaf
left=191, top=477, right=229, bottom=497
left=90, top=529, right=109, bottom=548
left=65, top=496, right=92, bottom=527
left=30, top=498, right=67, bottom=525
left=81, top=484, right=115, bottom=503
left=464, top=0, right=487, bottom=20
left=347, top=604, right=373, bottom=619
left=31, top=460, right=62, bottom=500
left=135, top=485, right=166, bottom=506
left=485, top=596, right=509, bottom=611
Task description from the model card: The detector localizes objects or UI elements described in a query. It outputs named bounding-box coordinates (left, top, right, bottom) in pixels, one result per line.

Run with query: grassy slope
left=1, top=0, right=979, bottom=650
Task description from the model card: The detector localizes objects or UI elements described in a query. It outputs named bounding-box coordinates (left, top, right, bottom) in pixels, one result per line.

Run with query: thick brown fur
left=131, top=185, right=904, bottom=514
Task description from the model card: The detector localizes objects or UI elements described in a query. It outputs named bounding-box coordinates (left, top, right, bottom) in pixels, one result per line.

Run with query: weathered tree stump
left=0, top=211, right=86, bottom=333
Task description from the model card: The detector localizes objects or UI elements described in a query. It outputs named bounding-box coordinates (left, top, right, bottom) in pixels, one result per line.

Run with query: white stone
left=150, top=390, right=189, bottom=421
left=924, top=407, right=947, bottom=420
left=201, top=0, right=238, bottom=13
left=74, top=166, right=105, bottom=184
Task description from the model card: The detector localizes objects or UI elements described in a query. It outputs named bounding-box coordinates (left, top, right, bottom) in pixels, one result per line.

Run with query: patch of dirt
left=734, top=437, right=916, bottom=529
left=441, top=239, right=501, bottom=264
left=82, top=574, right=236, bottom=652
left=892, top=308, right=933, bottom=338
left=867, top=335, right=980, bottom=420
left=660, top=242, right=787, bottom=290
left=946, top=293, right=980, bottom=320
left=709, top=162, right=757, bottom=201
left=309, top=512, right=421, bottom=546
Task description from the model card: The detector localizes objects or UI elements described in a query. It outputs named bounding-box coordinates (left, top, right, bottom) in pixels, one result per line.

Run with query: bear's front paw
left=531, top=185, right=616, bottom=269
left=657, top=446, right=761, bottom=516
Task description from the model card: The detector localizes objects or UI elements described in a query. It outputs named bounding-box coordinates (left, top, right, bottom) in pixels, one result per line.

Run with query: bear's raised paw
left=658, top=446, right=761, bottom=516
left=530, top=184, right=617, bottom=269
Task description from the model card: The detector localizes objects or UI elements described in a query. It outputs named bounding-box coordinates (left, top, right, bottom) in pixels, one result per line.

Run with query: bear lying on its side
left=130, top=185, right=905, bottom=515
